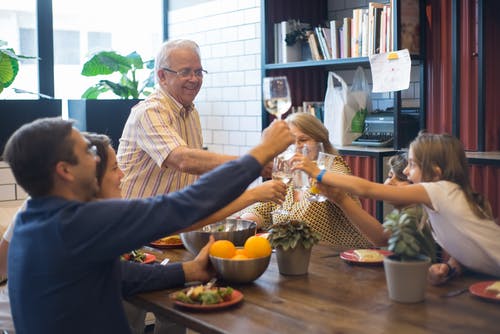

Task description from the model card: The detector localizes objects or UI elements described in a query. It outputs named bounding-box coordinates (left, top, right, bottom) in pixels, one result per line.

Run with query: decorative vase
left=383, top=255, right=431, bottom=303
left=275, top=244, right=312, bottom=276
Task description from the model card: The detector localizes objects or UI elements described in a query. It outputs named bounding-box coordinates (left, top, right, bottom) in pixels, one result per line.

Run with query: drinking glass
left=262, top=76, right=292, bottom=120
left=271, top=154, right=292, bottom=215
left=299, top=142, right=328, bottom=202
left=308, top=151, right=337, bottom=202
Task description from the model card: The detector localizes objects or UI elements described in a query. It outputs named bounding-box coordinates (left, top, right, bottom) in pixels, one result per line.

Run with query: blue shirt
left=9, top=155, right=261, bottom=334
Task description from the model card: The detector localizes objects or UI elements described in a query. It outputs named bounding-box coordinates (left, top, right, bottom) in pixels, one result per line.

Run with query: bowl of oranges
left=208, top=236, right=272, bottom=284
left=180, top=219, right=257, bottom=256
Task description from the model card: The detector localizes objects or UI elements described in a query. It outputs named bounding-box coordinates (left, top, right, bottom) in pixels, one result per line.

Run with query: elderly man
left=4, top=117, right=292, bottom=334
left=118, top=39, right=242, bottom=198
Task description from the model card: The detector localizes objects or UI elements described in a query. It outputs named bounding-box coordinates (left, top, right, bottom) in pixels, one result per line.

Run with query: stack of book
left=273, top=1, right=420, bottom=63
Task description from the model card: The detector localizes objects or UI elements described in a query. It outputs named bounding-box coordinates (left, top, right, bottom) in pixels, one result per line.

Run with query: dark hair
left=3, top=118, right=76, bottom=197
left=387, top=153, right=408, bottom=182
left=82, top=132, right=112, bottom=185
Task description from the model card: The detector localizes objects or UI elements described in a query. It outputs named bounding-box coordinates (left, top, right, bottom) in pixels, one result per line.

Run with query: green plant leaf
left=0, top=50, right=19, bottom=88
left=81, top=51, right=132, bottom=76
left=81, top=84, right=109, bottom=99
left=126, top=51, right=144, bottom=70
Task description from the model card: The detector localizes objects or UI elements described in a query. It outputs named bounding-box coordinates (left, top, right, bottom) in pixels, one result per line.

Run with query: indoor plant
left=68, top=50, right=155, bottom=149
left=382, top=206, right=437, bottom=303
left=0, top=40, right=61, bottom=155
left=0, top=40, right=36, bottom=95
left=268, top=219, right=320, bottom=275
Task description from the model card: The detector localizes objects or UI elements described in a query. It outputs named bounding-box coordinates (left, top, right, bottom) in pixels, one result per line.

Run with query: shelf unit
left=260, top=0, right=426, bottom=221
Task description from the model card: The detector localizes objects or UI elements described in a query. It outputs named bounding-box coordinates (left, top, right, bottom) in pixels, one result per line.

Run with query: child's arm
left=318, top=183, right=388, bottom=247
left=293, top=155, right=432, bottom=208
left=428, top=257, right=464, bottom=285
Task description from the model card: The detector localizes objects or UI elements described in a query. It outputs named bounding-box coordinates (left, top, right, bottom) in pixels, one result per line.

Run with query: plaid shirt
left=117, top=89, right=203, bottom=198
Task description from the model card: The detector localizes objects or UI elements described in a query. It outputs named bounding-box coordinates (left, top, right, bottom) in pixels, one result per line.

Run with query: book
left=342, top=17, right=351, bottom=58
left=368, top=2, right=385, bottom=55
left=361, top=9, right=369, bottom=57
left=307, top=31, right=323, bottom=60
left=400, top=0, right=420, bottom=54
left=322, top=27, right=332, bottom=59
left=315, top=27, right=330, bottom=59
left=329, top=20, right=342, bottom=59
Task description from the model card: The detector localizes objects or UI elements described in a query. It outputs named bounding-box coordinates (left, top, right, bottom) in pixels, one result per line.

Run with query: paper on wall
left=369, top=49, right=411, bottom=93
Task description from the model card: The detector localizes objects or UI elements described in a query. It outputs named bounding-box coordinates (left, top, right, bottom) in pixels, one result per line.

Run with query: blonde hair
left=286, top=113, right=337, bottom=154
left=410, top=132, right=493, bottom=220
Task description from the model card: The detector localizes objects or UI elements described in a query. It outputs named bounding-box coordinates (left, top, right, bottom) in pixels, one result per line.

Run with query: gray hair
left=154, top=39, right=201, bottom=84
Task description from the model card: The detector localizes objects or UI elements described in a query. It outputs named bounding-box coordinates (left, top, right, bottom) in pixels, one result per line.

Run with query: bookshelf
left=261, top=0, right=425, bottom=149
left=260, top=0, right=425, bottom=221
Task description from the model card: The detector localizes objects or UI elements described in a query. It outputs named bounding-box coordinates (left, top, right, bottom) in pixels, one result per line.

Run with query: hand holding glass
left=271, top=155, right=292, bottom=214
left=308, top=151, right=337, bottom=202
left=263, top=76, right=292, bottom=120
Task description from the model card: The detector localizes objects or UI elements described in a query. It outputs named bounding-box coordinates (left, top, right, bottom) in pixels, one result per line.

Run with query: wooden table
left=132, top=244, right=499, bottom=334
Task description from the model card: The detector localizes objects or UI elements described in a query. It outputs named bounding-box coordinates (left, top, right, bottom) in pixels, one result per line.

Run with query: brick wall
left=168, top=0, right=262, bottom=156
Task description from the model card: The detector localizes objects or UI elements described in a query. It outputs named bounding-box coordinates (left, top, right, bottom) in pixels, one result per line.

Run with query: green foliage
left=284, top=20, right=311, bottom=46
left=383, top=207, right=436, bottom=262
left=268, top=220, right=320, bottom=251
left=81, top=50, right=155, bottom=99
left=0, top=40, right=37, bottom=95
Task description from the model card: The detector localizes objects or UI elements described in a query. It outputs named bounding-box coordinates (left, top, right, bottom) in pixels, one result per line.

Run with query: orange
left=209, top=240, right=236, bottom=259
left=235, top=248, right=250, bottom=257
left=244, top=236, right=272, bottom=258
left=231, top=254, right=250, bottom=260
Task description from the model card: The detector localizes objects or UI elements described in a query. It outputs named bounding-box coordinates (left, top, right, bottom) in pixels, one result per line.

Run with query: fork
left=160, top=258, right=170, bottom=266
left=441, top=287, right=468, bottom=298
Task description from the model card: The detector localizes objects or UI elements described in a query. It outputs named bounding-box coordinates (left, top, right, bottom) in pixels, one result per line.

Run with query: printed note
left=369, top=49, right=411, bottom=93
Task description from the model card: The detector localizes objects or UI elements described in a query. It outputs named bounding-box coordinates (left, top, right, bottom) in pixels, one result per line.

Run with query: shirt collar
left=160, top=89, right=195, bottom=117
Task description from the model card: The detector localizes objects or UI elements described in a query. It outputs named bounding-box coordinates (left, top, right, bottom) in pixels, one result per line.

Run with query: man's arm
left=163, top=146, right=237, bottom=175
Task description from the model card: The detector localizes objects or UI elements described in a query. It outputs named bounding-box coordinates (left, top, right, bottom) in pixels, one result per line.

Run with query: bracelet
left=445, top=262, right=457, bottom=279
left=316, top=169, right=326, bottom=183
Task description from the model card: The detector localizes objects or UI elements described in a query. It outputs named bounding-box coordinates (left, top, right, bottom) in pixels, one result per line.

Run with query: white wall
left=168, top=0, right=262, bottom=156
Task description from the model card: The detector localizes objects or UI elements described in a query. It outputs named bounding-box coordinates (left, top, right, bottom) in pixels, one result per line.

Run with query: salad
left=172, top=284, right=234, bottom=305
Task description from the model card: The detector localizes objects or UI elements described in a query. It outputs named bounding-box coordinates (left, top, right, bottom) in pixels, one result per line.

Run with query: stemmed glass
left=271, top=152, right=293, bottom=215
left=262, top=76, right=292, bottom=120
left=300, top=142, right=328, bottom=202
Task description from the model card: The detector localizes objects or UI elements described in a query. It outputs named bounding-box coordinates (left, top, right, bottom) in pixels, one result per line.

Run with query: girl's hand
left=316, top=183, right=348, bottom=204
left=291, top=153, right=321, bottom=178
left=428, top=261, right=460, bottom=285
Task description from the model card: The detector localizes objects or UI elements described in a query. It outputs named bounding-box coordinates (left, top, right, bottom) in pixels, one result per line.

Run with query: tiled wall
left=0, top=161, right=27, bottom=203
left=168, top=0, right=262, bottom=156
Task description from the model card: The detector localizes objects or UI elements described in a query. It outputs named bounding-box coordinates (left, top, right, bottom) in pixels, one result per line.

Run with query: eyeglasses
left=162, top=67, right=207, bottom=78
left=87, top=145, right=98, bottom=157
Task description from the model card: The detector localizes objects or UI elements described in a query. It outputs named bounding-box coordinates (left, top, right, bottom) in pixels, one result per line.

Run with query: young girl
left=294, top=132, right=500, bottom=283
left=319, top=154, right=413, bottom=247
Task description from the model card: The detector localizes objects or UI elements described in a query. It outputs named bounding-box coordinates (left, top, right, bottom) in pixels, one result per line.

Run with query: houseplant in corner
left=68, top=50, right=155, bottom=149
left=268, top=219, right=320, bottom=275
left=0, top=40, right=61, bottom=155
left=382, top=206, right=437, bottom=303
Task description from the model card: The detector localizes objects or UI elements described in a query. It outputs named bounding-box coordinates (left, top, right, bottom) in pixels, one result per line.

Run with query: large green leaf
left=0, top=51, right=19, bottom=88
left=126, top=51, right=144, bottom=70
left=81, top=51, right=132, bottom=76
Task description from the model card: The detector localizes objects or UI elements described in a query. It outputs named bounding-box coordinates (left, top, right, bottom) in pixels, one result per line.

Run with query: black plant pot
left=68, top=99, right=141, bottom=150
left=0, top=99, right=62, bottom=156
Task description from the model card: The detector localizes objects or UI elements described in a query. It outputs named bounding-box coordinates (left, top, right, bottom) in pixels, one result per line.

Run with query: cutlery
left=441, top=287, right=468, bottom=298
left=160, top=258, right=170, bottom=266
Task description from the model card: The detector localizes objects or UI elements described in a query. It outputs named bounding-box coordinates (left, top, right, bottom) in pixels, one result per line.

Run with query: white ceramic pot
left=383, top=255, right=431, bottom=303
left=275, top=244, right=312, bottom=276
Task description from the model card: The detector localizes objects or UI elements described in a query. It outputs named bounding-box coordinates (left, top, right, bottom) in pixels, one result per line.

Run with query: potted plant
left=0, top=40, right=62, bottom=156
left=268, top=219, right=320, bottom=275
left=382, top=206, right=437, bottom=303
left=68, top=50, right=155, bottom=149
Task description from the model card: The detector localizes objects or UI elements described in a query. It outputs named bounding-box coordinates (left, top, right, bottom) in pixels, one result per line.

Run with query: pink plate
left=122, top=252, right=156, bottom=264
left=469, top=281, right=500, bottom=302
left=171, top=289, right=244, bottom=311
left=340, top=249, right=393, bottom=265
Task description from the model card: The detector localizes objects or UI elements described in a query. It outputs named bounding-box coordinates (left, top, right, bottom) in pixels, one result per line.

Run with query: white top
left=421, top=181, right=500, bottom=276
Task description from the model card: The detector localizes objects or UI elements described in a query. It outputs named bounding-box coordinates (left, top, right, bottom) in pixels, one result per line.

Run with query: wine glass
left=300, top=142, right=328, bottom=202
left=308, top=151, right=338, bottom=202
left=271, top=154, right=292, bottom=215
left=263, top=76, right=292, bottom=120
